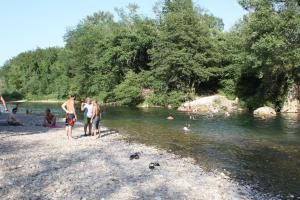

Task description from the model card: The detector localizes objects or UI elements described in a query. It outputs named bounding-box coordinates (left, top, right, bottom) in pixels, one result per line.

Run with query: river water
left=6, top=103, right=300, bottom=198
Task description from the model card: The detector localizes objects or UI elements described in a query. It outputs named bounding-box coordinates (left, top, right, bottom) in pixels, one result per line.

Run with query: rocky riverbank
left=178, top=95, right=239, bottom=114
left=0, top=114, right=275, bottom=200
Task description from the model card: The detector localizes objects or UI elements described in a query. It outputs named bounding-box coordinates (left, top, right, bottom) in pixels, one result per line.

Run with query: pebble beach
left=0, top=113, right=276, bottom=200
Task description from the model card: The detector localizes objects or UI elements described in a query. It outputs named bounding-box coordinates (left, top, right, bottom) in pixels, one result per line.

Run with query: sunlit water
left=4, top=103, right=300, bottom=198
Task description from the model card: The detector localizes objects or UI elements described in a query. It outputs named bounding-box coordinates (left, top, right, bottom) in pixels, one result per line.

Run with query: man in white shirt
left=81, top=97, right=93, bottom=136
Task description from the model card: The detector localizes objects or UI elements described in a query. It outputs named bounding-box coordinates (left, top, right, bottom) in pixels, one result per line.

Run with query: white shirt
left=83, top=104, right=93, bottom=118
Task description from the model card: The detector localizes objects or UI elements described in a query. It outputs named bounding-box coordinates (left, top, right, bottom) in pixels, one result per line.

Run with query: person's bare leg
left=97, top=127, right=100, bottom=138
left=93, top=126, right=97, bottom=137
left=84, top=124, right=87, bottom=135
left=88, top=123, right=92, bottom=135
left=65, top=126, right=69, bottom=136
left=53, top=117, right=56, bottom=126
left=91, top=125, right=94, bottom=136
left=68, top=126, right=72, bottom=140
left=69, top=126, right=73, bottom=139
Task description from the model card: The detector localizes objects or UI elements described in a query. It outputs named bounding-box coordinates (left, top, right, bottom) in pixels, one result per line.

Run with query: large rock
left=253, top=107, right=276, bottom=118
left=281, top=84, right=300, bottom=113
left=178, top=95, right=238, bottom=114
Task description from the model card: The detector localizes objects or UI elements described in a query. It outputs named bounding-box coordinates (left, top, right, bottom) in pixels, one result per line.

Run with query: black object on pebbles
left=149, top=162, right=160, bottom=169
left=129, top=152, right=140, bottom=160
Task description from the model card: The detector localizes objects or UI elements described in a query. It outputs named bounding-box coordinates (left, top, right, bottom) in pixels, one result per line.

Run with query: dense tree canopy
left=236, top=0, right=300, bottom=109
left=1, top=0, right=299, bottom=109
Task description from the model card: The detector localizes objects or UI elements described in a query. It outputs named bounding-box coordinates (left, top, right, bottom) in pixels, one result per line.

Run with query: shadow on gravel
left=0, top=114, right=64, bottom=140
left=100, top=129, right=119, bottom=138
left=0, top=125, right=61, bottom=139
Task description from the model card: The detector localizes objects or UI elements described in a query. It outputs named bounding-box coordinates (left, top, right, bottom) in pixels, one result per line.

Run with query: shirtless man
left=0, top=95, right=8, bottom=112
left=91, top=100, right=101, bottom=136
left=7, top=107, right=23, bottom=126
left=61, top=95, right=77, bottom=140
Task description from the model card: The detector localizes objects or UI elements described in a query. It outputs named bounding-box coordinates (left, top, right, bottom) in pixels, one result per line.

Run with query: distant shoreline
left=9, top=99, right=64, bottom=103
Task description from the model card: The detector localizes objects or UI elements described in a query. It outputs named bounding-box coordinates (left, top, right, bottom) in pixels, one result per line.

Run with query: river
left=5, top=103, right=300, bottom=198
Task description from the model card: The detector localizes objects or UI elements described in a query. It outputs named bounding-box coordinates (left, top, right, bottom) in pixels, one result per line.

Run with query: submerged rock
left=253, top=107, right=276, bottom=118
left=281, top=84, right=300, bottom=113
left=178, top=95, right=238, bottom=114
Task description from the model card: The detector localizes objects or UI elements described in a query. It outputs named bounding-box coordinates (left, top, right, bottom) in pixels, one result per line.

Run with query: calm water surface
left=8, top=103, right=300, bottom=198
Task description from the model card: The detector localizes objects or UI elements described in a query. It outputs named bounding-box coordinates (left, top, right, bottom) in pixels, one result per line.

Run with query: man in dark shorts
left=61, top=95, right=77, bottom=140
left=91, top=100, right=101, bottom=136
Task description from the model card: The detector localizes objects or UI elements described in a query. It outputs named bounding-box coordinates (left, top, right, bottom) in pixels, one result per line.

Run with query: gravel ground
left=0, top=113, right=276, bottom=200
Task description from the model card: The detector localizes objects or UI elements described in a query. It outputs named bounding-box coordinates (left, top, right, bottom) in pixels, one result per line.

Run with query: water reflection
left=281, top=113, right=300, bottom=134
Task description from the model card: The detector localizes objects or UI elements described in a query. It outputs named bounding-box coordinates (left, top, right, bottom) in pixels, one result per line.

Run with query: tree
left=149, top=0, right=226, bottom=95
left=112, top=71, right=143, bottom=105
left=2, top=48, right=62, bottom=98
left=236, top=0, right=300, bottom=109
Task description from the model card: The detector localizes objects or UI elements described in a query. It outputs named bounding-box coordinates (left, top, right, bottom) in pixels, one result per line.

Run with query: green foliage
left=1, top=91, right=24, bottom=101
left=1, top=47, right=62, bottom=97
left=150, top=0, right=227, bottom=93
left=236, top=0, right=300, bottom=108
left=112, top=71, right=143, bottom=106
left=94, top=91, right=109, bottom=103
left=218, top=79, right=236, bottom=99
left=147, top=91, right=186, bottom=107
left=2, top=0, right=299, bottom=109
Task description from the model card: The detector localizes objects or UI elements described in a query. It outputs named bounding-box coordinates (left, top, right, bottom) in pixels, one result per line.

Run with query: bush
left=147, top=91, right=186, bottom=108
left=218, top=79, right=236, bottom=99
left=1, top=91, right=24, bottom=101
left=112, top=71, right=144, bottom=106
left=166, top=91, right=187, bottom=107
left=95, top=91, right=109, bottom=103
left=146, top=93, right=168, bottom=106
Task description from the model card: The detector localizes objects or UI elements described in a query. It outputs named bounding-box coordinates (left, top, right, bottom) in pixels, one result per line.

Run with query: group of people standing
left=61, top=95, right=101, bottom=140
left=1, top=94, right=102, bottom=140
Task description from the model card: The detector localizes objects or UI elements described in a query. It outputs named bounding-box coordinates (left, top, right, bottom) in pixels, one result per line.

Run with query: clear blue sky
left=0, top=0, right=246, bottom=66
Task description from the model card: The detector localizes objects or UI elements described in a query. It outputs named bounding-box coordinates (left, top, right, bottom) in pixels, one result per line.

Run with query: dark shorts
left=65, top=113, right=75, bottom=127
left=92, top=116, right=100, bottom=129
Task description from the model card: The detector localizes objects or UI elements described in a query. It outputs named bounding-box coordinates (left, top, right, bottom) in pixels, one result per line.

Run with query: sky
left=0, top=0, right=246, bottom=66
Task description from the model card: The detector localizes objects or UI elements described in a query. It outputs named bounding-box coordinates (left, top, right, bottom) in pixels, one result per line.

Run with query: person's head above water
left=12, top=108, right=18, bottom=113
left=46, top=108, right=51, bottom=114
